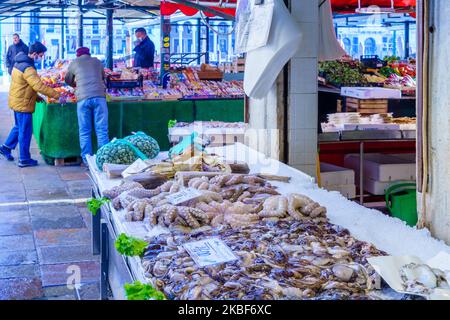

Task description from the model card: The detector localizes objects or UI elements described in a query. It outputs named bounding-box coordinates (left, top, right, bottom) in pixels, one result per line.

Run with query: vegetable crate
left=345, top=97, right=388, bottom=115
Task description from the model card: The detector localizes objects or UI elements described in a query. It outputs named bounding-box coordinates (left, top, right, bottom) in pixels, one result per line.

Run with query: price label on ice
left=166, top=188, right=203, bottom=205
left=183, top=238, right=238, bottom=267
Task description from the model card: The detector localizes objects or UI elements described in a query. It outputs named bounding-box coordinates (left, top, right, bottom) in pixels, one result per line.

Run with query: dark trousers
left=4, top=111, right=33, bottom=161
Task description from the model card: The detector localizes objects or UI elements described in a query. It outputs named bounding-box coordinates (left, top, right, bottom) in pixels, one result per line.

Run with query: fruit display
left=39, top=62, right=244, bottom=103
left=46, top=87, right=76, bottom=103
left=168, top=68, right=244, bottom=99
left=319, top=57, right=416, bottom=97
left=40, top=60, right=70, bottom=88
left=107, top=88, right=145, bottom=100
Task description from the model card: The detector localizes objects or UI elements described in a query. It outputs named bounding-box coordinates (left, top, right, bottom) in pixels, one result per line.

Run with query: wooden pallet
left=346, top=97, right=388, bottom=115
left=54, top=156, right=82, bottom=166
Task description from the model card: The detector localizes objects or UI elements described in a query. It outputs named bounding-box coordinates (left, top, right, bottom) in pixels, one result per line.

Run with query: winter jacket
left=64, top=54, right=106, bottom=102
left=6, top=40, right=29, bottom=75
left=9, top=52, right=60, bottom=113
left=133, top=36, right=155, bottom=68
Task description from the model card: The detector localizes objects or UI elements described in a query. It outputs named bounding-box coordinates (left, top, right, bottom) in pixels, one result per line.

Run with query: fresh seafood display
left=259, top=194, right=327, bottom=222
left=142, top=219, right=386, bottom=300
left=104, top=171, right=392, bottom=300
left=399, top=263, right=450, bottom=295
left=189, top=174, right=280, bottom=204
left=149, top=205, right=210, bottom=233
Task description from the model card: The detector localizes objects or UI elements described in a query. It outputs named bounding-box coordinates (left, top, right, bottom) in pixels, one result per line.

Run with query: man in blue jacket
left=133, top=28, right=155, bottom=68
left=5, top=34, right=29, bottom=75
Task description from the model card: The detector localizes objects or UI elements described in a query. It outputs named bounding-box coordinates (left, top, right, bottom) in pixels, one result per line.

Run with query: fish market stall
left=86, top=143, right=450, bottom=300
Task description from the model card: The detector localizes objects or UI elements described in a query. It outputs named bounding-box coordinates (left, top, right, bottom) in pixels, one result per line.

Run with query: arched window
left=217, top=22, right=228, bottom=54
left=184, top=21, right=192, bottom=35
left=343, top=38, right=351, bottom=54
left=364, top=37, right=377, bottom=55
left=218, top=22, right=228, bottom=34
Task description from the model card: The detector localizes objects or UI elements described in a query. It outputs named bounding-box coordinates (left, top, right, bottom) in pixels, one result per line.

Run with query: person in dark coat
left=5, top=34, right=29, bottom=75
left=133, top=28, right=155, bottom=68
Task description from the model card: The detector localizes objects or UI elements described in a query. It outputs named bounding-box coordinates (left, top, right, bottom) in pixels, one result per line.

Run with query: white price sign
left=183, top=238, right=238, bottom=267
left=166, top=188, right=203, bottom=205
left=236, top=0, right=274, bottom=54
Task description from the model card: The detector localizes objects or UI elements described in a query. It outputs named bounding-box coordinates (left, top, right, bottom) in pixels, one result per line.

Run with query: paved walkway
left=0, top=85, right=100, bottom=300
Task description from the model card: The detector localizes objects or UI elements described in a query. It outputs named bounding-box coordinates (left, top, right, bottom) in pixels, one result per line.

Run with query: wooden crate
left=346, top=97, right=388, bottom=114
left=197, top=71, right=224, bottom=80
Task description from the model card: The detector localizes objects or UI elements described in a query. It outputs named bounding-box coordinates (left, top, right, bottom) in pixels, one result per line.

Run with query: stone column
left=288, top=0, right=320, bottom=178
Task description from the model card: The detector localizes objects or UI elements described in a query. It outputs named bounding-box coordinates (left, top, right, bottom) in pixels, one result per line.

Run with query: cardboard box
left=344, top=153, right=416, bottom=182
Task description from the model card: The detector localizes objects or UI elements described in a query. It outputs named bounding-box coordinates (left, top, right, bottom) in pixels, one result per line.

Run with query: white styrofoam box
left=341, top=87, right=402, bottom=99
left=290, top=57, right=318, bottom=94
left=323, top=184, right=356, bottom=199
left=289, top=93, right=318, bottom=130
left=342, top=123, right=400, bottom=131
left=344, top=153, right=416, bottom=182
left=390, top=154, right=416, bottom=163
left=364, top=178, right=416, bottom=196
left=320, top=162, right=355, bottom=187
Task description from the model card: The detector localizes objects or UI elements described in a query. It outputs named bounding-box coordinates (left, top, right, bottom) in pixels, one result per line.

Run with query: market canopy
left=331, top=0, right=416, bottom=13
left=160, top=0, right=236, bottom=17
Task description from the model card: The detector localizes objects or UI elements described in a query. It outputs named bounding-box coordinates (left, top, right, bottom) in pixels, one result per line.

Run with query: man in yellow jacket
left=0, top=42, right=62, bottom=167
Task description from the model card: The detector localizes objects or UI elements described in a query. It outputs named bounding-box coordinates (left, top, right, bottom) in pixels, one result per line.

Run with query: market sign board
left=183, top=238, right=238, bottom=267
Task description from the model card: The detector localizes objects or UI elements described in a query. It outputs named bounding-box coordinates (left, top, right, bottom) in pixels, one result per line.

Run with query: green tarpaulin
left=32, top=99, right=244, bottom=161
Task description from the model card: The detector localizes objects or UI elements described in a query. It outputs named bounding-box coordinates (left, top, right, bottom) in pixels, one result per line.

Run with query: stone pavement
left=0, top=87, right=100, bottom=300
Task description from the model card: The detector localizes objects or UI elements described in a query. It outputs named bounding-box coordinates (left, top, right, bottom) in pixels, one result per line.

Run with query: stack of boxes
left=233, top=57, right=246, bottom=73
left=320, top=153, right=416, bottom=199
left=344, top=153, right=416, bottom=196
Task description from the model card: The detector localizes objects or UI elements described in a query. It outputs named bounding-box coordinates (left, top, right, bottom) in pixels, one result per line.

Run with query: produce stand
left=32, top=99, right=244, bottom=163
left=86, top=143, right=450, bottom=300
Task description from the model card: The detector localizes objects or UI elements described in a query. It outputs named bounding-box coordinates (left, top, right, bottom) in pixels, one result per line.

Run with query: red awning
left=159, top=1, right=415, bottom=18
left=331, top=0, right=416, bottom=13
left=160, top=0, right=237, bottom=17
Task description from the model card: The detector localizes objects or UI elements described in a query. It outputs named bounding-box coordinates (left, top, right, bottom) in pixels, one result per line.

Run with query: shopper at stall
left=64, top=47, right=109, bottom=166
left=0, top=42, right=62, bottom=167
left=5, top=34, right=29, bottom=76
left=133, top=28, right=155, bottom=68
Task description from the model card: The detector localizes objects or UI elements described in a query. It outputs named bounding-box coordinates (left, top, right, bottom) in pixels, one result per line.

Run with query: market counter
left=32, top=99, right=245, bottom=163
left=87, top=143, right=450, bottom=300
